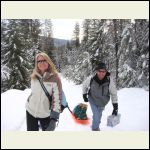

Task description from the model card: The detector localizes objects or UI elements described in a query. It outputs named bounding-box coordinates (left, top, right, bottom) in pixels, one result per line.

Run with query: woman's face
left=37, top=55, right=49, bottom=73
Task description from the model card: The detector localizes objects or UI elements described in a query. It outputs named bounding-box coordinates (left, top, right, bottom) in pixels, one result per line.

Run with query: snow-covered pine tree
left=80, top=19, right=91, bottom=55
left=102, top=19, right=131, bottom=88
left=116, top=20, right=137, bottom=88
left=68, top=22, right=80, bottom=65
left=1, top=19, right=41, bottom=92
left=1, top=20, right=9, bottom=92
left=73, top=51, right=92, bottom=84
left=62, top=19, right=149, bottom=90
left=62, top=41, right=75, bottom=79
left=64, top=19, right=109, bottom=84
left=62, top=22, right=80, bottom=80
left=55, top=44, right=68, bottom=72
left=72, top=22, right=80, bottom=48
left=133, top=19, right=149, bottom=89
left=84, top=19, right=107, bottom=70
left=39, top=19, right=55, bottom=63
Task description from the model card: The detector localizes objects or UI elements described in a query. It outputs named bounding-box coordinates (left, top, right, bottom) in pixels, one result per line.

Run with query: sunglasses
left=98, top=70, right=106, bottom=73
left=37, top=60, right=47, bottom=64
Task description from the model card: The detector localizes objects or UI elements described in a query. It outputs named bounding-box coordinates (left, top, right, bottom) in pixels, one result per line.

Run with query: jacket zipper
left=102, top=86, right=104, bottom=96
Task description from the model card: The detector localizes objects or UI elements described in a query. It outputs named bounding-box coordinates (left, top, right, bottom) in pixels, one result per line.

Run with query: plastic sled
left=71, top=113, right=90, bottom=125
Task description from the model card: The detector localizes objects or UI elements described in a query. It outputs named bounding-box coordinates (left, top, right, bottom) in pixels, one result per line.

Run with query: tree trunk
left=113, top=19, right=119, bottom=88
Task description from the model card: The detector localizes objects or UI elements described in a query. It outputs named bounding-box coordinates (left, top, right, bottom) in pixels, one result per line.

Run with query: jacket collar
left=35, top=71, right=54, bottom=80
left=93, top=72, right=110, bottom=85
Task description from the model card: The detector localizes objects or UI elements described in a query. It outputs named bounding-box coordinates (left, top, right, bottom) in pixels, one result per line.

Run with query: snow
left=94, top=49, right=99, bottom=57
left=142, top=60, right=147, bottom=68
left=1, top=65, right=10, bottom=79
left=141, top=54, right=145, bottom=59
left=121, top=24, right=131, bottom=37
left=138, top=72, right=143, bottom=80
left=13, top=43, right=17, bottom=49
left=1, top=76, right=149, bottom=131
left=19, top=56, right=23, bottom=63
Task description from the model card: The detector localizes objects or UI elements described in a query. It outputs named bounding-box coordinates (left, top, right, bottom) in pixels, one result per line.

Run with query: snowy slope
left=1, top=76, right=149, bottom=131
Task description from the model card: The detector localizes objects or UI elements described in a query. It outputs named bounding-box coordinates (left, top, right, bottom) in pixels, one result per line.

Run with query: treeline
left=1, top=19, right=149, bottom=93
left=62, top=19, right=149, bottom=90
left=1, top=19, right=55, bottom=92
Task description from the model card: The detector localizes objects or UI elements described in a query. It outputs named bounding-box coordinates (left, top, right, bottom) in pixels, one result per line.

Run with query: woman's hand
left=45, top=118, right=57, bottom=131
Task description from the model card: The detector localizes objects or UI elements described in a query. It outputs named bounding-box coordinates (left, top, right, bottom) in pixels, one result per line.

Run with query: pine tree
left=133, top=20, right=149, bottom=89
left=69, top=22, right=80, bottom=64
left=84, top=19, right=106, bottom=70
left=1, top=20, right=10, bottom=92
left=117, top=20, right=137, bottom=88
left=1, top=19, right=41, bottom=92
left=53, top=19, right=149, bottom=90
left=81, top=19, right=91, bottom=54
left=72, top=22, right=80, bottom=48
left=102, top=19, right=131, bottom=88
left=39, top=19, right=55, bottom=63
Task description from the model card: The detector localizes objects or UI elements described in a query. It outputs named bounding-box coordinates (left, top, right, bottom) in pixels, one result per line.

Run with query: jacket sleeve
left=82, top=76, right=92, bottom=94
left=109, top=76, right=118, bottom=104
left=51, top=75, right=62, bottom=119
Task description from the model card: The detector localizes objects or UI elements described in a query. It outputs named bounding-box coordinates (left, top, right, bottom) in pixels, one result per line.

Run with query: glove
left=45, top=118, right=57, bottom=131
left=112, top=103, right=118, bottom=116
left=83, top=94, right=88, bottom=102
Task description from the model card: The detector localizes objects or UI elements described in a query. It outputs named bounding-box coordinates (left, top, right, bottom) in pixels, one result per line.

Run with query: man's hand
left=112, top=103, right=118, bottom=116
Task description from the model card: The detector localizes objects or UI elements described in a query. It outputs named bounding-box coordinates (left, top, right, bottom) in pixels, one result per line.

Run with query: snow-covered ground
left=1, top=76, right=149, bottom=131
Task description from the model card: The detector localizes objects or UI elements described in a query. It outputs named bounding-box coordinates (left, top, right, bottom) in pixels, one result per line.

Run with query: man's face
left=96, top=69, right=107, bottom=80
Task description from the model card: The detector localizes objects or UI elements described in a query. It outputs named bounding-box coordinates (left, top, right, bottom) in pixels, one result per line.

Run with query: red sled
left=67, top=103, right=90, bottom=125
left=71, top=113, right=90, bottom=125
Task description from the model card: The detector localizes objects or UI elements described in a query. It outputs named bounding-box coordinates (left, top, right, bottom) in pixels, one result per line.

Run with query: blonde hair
left=31, top=52, right=58, bottom=79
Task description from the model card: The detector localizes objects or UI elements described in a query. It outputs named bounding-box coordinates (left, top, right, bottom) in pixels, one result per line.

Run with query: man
left=82, top=62, right=118, bottom=131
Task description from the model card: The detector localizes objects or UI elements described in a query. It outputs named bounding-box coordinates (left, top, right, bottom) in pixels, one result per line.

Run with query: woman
left=26, top=52, right=62, bottom=131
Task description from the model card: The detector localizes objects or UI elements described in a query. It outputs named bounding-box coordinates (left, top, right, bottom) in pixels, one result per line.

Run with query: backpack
left=61, top=90, right=68, bottom=112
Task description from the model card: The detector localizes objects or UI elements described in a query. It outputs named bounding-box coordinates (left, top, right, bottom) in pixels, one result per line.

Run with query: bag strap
left=36, top=75, right=73, bottom=115
left=66, top=105, right=73, bottom=114
left=36, top=75, right=52, bottom=108
left=87, top=77, right=94, bottom=95
left=90, top=77, right=94, bottom=87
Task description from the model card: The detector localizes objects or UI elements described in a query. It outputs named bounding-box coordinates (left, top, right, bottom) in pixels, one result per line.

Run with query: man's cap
left=95, top=62, right=107, bottom=71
